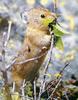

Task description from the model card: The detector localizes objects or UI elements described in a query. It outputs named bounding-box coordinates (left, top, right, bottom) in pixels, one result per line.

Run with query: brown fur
left=11, top=7, right=56, bottom=89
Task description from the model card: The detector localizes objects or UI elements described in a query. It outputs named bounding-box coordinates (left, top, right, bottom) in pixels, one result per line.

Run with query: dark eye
left=41, top=14, right=45, bottom=18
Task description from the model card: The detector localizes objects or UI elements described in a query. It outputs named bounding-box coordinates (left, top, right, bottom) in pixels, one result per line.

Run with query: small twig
left=1, top=20, right=12, bottom=100
left=46, top=62, right=70, bottom=100
left=43, top=30, right=54, bottom=77
left=59, top=62, right=70, bottom=75
left=54, top=0, right=57, bottom=14
left=2, top=33, right=12, bottom=100
left=4, top=20, right=12, bottom=47
left=2, top=32, right=9, bottom=81
left=34, top=79, right=36, bottom=100
left=38, top=80, right=43, bottom=100
left=39, top=62, right=70, bottom=98
left=2, top=32, right=6, bottom=71
left=21, top=79, right=26, bottom=100
left=43, top=30, right=54, bottom=86
left=47, top=78, right=62, bottom=100
left=64, top=91, right=69, bottom=100
left=6, top=51, right=47, bottom=71
left=15, top=51, right=47, bottom=65
left=6, top=59, right=16, bottom=70
left=20, top=82, right=27, bottom=89
left=38, top=29, right=54, bottom=100
left=12, top=82, right=15, bottom=93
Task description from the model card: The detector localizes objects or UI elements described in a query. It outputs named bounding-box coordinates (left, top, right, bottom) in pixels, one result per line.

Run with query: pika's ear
left=21, top=10, right=29, bottom=24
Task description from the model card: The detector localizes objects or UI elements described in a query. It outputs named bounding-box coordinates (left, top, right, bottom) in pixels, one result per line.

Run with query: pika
left=11, top=7, right=56, bottom=89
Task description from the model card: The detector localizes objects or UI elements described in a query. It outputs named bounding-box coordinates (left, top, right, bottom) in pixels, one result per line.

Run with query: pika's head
left=23, top=7, right=56, bottom=31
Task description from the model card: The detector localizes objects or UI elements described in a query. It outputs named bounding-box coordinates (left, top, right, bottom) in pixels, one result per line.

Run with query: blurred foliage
left=12, top=92, right=20, bottom=100
left=25, top=82, right=33, bottom=97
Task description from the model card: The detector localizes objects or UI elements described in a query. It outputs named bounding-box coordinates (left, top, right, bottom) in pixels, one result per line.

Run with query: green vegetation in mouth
left=50, top=24, right=69, bottom=51
left=42, top=18, right=54, bottom=27
left=42, top=17, right=69, bottom=51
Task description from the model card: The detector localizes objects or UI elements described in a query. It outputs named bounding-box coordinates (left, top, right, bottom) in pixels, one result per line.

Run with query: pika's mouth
left=48, top=19, right=57, bottom=30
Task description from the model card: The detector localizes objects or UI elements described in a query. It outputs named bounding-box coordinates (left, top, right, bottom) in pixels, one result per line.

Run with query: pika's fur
left=11, top=7, right=56, bottom=88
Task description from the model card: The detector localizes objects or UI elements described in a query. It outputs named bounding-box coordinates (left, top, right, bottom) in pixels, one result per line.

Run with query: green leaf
left=55, top=37, right=64, bottom=51
left=42, top=18, right=54, bottom=27
left=53, top=24, right=69, bottom=36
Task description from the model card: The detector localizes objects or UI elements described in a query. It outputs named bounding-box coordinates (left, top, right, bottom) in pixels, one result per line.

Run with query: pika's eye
left=41, top=14, right=45, bottom=18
